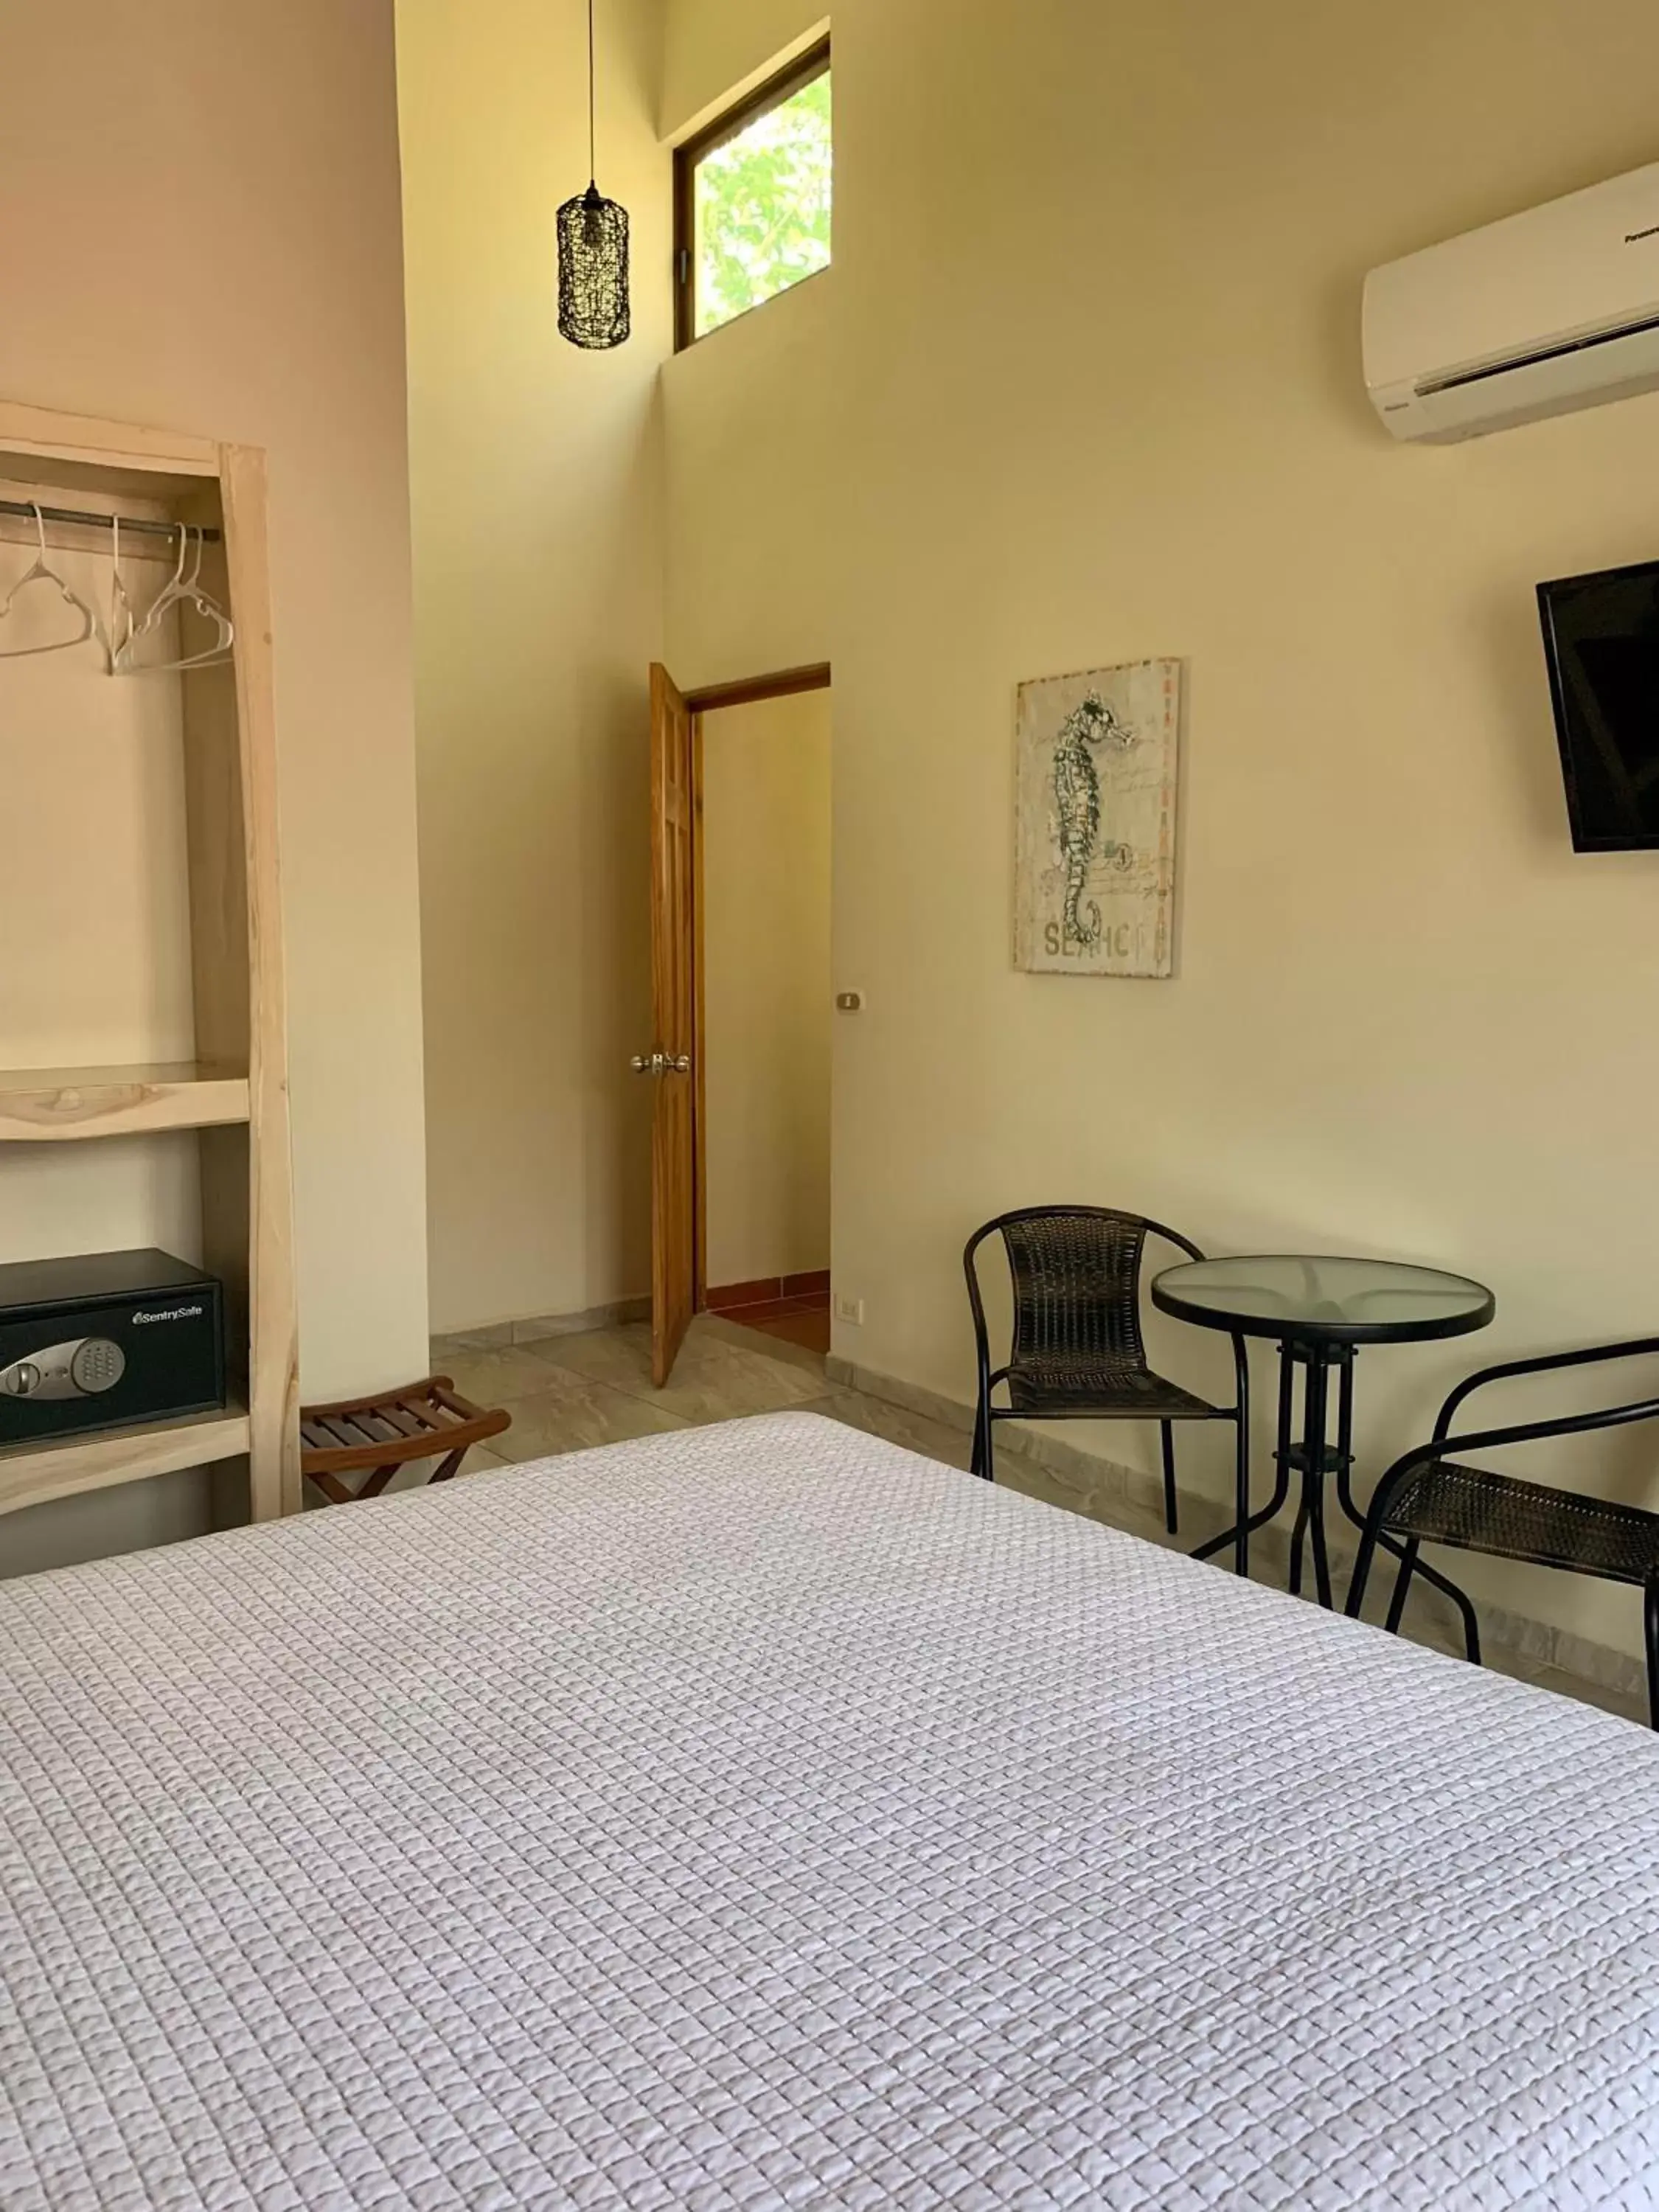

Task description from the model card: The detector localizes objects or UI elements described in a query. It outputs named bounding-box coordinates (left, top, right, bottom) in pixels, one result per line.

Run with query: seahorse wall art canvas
left=1013, top=658, right=1181, bottom=978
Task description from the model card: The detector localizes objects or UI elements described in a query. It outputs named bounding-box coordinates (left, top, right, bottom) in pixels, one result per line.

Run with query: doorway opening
left=698, top=681, right=832, bottom=1355
left=642, top=663, right=830, bottom=1383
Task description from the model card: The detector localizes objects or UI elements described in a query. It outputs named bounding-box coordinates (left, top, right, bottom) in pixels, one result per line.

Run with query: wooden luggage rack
left=300, top=1378, right=511, bottom=1503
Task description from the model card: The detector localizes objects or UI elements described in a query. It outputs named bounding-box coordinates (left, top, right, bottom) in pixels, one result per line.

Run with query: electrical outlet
left=833, top=1292, right=864, bottom=1326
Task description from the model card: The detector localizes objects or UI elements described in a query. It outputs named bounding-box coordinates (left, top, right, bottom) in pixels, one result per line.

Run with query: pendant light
left=557, top=0, right=630, bottom=349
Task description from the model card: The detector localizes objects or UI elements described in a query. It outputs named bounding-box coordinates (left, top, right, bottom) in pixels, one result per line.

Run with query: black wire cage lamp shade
left=558, top=183, right=630, bottom=349
left=558, top=0, right=630, bottom=349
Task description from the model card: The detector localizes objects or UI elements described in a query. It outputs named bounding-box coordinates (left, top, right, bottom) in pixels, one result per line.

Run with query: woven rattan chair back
left=1001, top=1210, right=1160, bottom=1379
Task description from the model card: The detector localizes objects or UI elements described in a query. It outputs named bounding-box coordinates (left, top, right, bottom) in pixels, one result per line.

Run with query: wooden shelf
left=0, top=1063, right=251, bottom=1142
left=0, top=1402, right=251, bottom=1517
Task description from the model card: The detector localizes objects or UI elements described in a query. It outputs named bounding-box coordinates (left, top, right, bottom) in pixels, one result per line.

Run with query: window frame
left=672, top=35, right=832, bottom=352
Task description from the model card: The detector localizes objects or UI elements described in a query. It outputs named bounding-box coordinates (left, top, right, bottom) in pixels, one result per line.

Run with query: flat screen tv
left=1538, top=558, right=1659, bottom=851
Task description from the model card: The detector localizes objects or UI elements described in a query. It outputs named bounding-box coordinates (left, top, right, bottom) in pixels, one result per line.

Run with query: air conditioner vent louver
left=1415, top=307, right=1659, bottom=399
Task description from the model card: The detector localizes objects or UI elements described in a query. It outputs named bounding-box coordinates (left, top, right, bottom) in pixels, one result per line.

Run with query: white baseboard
left=512, top=1297, right=651, bottom=1343
left=434, top=1296, right=650, bottom=1351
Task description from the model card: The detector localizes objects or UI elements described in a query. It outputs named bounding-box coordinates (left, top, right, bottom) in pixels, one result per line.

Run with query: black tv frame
left=1538, top=556, right=1659, bottom=853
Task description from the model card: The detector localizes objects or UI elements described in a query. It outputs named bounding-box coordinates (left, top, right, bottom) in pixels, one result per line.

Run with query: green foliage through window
left=694, top=72, right=831, bottom=338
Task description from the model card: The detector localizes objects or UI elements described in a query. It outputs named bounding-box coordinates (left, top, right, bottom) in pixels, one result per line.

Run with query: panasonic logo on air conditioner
left=1363, top=161, right=1659, bottom=442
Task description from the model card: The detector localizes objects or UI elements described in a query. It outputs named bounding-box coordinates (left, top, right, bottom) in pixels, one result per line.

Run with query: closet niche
left=0, top=400, right=298, bottom=1550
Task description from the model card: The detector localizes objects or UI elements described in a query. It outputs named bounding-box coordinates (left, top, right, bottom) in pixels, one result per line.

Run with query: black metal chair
left=964, top=1206, right=1248, bottom=1534
left=1346, top=1335, right=1659, bottom=1728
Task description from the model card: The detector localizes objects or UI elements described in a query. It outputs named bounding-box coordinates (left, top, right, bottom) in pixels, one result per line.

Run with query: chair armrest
left=962, top=1228, right=995, bottom=1389
left=1433, top=1335, right=1659, bottom=1441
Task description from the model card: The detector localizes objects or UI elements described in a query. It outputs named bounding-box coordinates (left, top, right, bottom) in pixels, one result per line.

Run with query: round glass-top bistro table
left=1150, top=1254, right=1495, bottom=1608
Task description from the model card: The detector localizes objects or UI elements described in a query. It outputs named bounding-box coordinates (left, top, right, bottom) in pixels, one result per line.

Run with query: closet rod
left=0, top=498, right=220, bottom=543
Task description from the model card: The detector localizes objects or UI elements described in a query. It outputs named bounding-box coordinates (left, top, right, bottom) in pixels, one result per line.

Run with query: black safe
left=0, top=1249, right=226, bottom=1447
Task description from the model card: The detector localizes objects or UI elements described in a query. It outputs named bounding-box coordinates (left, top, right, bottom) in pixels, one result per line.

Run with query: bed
left=3, top=1411, right=1658, bottom=2210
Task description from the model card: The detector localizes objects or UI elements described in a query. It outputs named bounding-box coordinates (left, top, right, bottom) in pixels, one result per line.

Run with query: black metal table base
left=1192, top=1340, right=1343, bottom=1595
left=1191, top=1339, right=1484, bottom=1618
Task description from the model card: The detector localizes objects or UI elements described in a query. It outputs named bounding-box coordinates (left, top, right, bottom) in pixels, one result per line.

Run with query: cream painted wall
left=400, top=0, right=670, bottom=1337
left=663, top=270, right=835, bottom=689
left=0, top=0, right=428, bottom=1571
left=0, top=553, right=194, bottom=1081
left=662, top=0, right=1659, bottom=1660
left=702, top=692, right=832, bottom=1286
left=661, top=1, right=828, bottom=142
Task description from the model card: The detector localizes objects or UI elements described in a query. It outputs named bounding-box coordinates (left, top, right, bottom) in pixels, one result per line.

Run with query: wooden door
left=644, top=664, right=698, bottom=1385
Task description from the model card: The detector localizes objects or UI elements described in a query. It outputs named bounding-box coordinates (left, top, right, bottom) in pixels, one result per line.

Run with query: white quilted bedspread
left=4, top=1413, right=1659, bottom=2211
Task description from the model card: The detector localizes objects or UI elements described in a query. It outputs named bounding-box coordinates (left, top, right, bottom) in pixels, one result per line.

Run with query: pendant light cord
left=588, top=0, right=597, bottom=184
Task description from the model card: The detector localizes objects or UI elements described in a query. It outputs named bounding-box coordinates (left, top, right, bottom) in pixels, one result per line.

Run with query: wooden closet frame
left=0, top=398, right=299, bottom=1525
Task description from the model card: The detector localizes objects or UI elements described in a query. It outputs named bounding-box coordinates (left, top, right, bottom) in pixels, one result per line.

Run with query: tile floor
left=729, top=1304, right=832, bottom=1354
left=703, top=1281, right=832, bottom=1354
left=429, top=1310, right=1646, bottom=1728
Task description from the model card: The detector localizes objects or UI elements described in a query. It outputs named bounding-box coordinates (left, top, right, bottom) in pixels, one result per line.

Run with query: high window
left=675, top=39, right=832, bottom=348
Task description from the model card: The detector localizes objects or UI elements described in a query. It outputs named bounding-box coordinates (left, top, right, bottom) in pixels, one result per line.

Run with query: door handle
left=630, top=1051, right=692, bottom=1075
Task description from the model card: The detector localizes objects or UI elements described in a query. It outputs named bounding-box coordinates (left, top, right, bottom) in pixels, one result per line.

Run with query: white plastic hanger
left=105, top=512, right=136, bottom=671
left=113, top=522, right=234, bottom=675
left=0, top=502, right=100, bottom=660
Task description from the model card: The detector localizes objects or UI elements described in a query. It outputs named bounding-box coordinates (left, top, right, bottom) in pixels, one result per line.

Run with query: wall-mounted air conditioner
left=1364, top=161, right=1659, bottom=442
